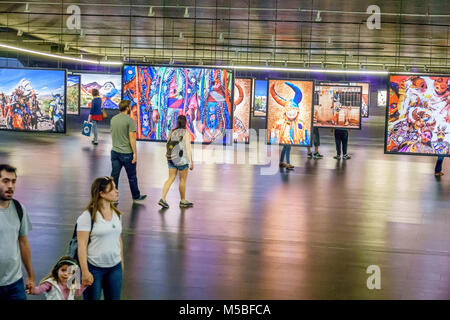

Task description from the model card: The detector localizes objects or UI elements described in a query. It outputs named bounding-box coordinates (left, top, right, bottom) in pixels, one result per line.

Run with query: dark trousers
left=83, top=262, right=122, bottom=300
left=435, top=156, right=444, bottom=173
left=334, top=129, right=348, bottom=156
left=280, top=146, right=291, bottom=164
left=111, top=150, right=141, bottom=199
left=0, top=278, right=27, bottom=300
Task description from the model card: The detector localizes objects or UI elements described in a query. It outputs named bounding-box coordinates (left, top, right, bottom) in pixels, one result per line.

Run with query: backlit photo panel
left=349, top=82, right=370, bottom=117
left=233, top=78, right=252, bottom=143
left=313, top=85, right=362, bottom=129
left=79, top=72, right=121, bottom=109
left=385, top=75, right=450, bottom=157
left=0, top=67, right=66, bottom=133
left=67, top=74, right=80, bottom=115
left=266, top=79, right=314, bottom=146
left=254, top=80, right=267, bottom=117
left=122, top=65, right=233, bottom=144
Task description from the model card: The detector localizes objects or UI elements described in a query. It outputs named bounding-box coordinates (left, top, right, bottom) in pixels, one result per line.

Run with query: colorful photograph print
left=79, top=72, right=121, bottom=109
left=122, top=65, right=233, bottom=144
left=313, top=85, right=362, bottom=129
left=67, top=74, right=80, bottom=115
left=267, top=79, right=314, bottom=146
left=233, top=78, right=252, bottom=143
left=254, top=80, right=267, bottom=117
left=349, top=82, right=370, bottom=117
left=385, top=75, right=450, bottom=157
left=0, top=68, right=66, bottom=133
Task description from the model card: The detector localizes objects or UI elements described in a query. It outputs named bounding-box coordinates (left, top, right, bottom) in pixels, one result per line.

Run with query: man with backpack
left=0, top=164, right=35, bottom=300
left=110, top=100, right=147, bottom=202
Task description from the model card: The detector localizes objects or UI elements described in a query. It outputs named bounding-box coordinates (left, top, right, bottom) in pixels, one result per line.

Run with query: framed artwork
left=233, top=77, right=253, bottom=143
left=122, top=64, right=234, bottom=144
left=254, top=80, right=267, bottom=117
left=0, top=67, right=66, bottom=133
left=313, top=84, right=362, bottom=129
left=377, top=90, right=387, bottom=107
left=78, top=72, right=121, bottom=109
left=67, top=74, right=80, bottom=115
left=266, top=79, right=314, bottom=146
left=385, top=74, right=450, bottom=157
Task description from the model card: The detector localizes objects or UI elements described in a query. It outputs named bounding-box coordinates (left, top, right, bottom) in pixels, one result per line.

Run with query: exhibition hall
left=0, top=0, right=448, bottom=303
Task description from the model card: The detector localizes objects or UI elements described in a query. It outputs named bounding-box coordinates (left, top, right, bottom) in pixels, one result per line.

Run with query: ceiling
left=0, top=0, right=449, bottom=72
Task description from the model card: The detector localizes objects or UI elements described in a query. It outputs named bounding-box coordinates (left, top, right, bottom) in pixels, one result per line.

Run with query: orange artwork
left=266, top=80, right=314, bottom=146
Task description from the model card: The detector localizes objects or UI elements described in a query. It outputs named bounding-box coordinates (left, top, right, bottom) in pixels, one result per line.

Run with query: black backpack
left=166, top=130, right=184, bottom=164
left=12, top=199, right=23, bottom=223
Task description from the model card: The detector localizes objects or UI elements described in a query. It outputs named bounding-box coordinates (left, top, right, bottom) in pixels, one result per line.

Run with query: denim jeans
left=0, top=278, right=27, bottom=300
left=334, top=129, right=348, bottom=156
left=83, top=262, right=122, bottom=300
left=92, top=120, right=98, bottom=142
left=280, top=146, right=291, bottom=164
left=111, top=150, right=141, bottom=199
left=435, top=156, right=444, bottom=173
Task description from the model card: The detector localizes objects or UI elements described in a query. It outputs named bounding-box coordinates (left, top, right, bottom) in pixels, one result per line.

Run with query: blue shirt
left=90, top=97, right=102, bottom=115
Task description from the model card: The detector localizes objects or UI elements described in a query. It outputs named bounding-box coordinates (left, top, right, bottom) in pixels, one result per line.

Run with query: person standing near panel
left=333, top=128, right=351, bottom=160
left=88, top=89, right=103, bottom=145
left=307, top=127, right=323, bottom=159
left=110, top=100, right=147, bottom=202
left=0, top=164, right=35, bottom=300
left=435, top=156, right=445, bottom=176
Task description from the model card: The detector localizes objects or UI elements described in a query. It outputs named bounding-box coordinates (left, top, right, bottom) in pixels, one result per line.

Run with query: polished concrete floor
left=0, top=114, right=449, bottom=300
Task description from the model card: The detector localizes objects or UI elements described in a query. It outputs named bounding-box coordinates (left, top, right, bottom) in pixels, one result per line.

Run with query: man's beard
left=0, top=189, right=14, bottom=201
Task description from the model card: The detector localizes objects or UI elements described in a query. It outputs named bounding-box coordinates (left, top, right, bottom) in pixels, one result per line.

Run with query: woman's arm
left=120, top=236, right=124, bottom=271
left=77, top=231, right=93, bottom=286
left=185, top=131, right=193, bottom=170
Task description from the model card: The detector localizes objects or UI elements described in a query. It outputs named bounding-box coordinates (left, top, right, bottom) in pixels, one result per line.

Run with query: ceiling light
left=0, top=42, right=122, bottom=66
left=17, top=30, right=23, bottom=37
left=315, top=11, right=322, bottom=22
left=184, top=7, right=189, bottom=18
left=148, top=6, right=155, bottom=17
